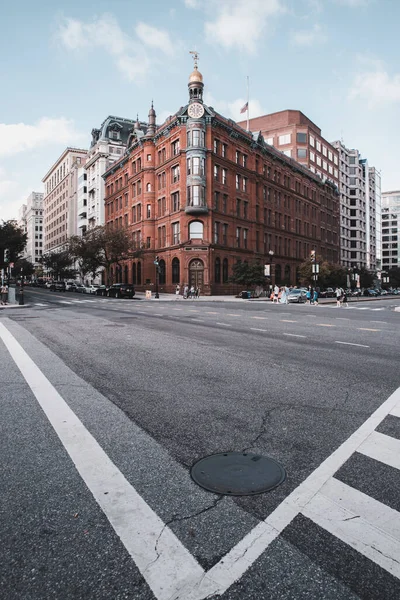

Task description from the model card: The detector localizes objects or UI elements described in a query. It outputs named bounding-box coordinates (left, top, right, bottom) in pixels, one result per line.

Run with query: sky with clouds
left=1, top=0, right=399, bottom=221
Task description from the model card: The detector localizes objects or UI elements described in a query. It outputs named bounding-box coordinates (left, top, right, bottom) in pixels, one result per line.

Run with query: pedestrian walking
left=175, top=284, right=180, bottom=299
left=273, top=284, right=279, bottom=303
left=1, top=283, right=9, bottom=305
left=335, top=286, right=343, bottom=307
left=183, top=284, right=188, bottom=299
left=306, top=287, right=311, bottom=304
left=279, top=285, right=289, bottom=304
left=189, top=285, right=195, bottom=299
left=313, top=289, right=319, bottom=305
left=342, top=289, right=349, bottom=307
left=195, top=286, right=201, bottom=298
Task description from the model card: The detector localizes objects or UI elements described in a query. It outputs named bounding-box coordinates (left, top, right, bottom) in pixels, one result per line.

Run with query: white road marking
left=227, top=314, right=241, bottom=317
left=250, top=328, right=268, bottom=332
left=190, top=319, right=204, bottom=322
left=320, top=477, right=400, bottom=542
left=280, top=319, right=297, bottom=323
left=251, top=316, right=268, bottom=320
left=59, top=301, right=73, bottom=305
left=2, top=320, right=400, bottom=599
left=303, top=485, right=400, bottom=579
left=0, top=322, right=203, bottom=600
left=216, top=322, right=231, bottom=327
left=154, top=313, right=163, bottom=317
left=172, top=308, right=183, bottom=311
left=316, top=323, right=335, bottom=327
left=34, top=303, right=48, bottom=307
left=336, top=318, right=350, bottom=321
left=357, top=328, right=380, bottom=332
left=390, top=403, right=400, bottom=418
left=206, top=311, right=218, bottom=315
left=181, top=384, right=400, bottom=600
left=371, top=321, right=387, bottom=324
left=283, top=333, right=306, bottom=338
left=335, top=341, right=370, bottom=348
left=189, top=310, right=199, bottom=313
left=358, top=430, right=400, bottom=471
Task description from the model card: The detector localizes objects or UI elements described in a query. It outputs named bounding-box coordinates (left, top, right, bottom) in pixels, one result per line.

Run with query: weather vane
left=189, top=50, right=199, bottom=69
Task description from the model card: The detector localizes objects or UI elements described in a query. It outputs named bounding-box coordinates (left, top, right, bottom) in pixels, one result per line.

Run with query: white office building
left=381, top=190, right=400, bottom=272
left=18, top=192, right=44, bottom=266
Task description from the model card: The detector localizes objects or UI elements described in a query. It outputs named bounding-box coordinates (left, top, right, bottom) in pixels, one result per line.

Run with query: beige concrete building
left=42, top=148, right=87, bottom=253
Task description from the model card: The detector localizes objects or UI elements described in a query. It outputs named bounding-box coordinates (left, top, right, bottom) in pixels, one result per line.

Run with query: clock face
left=188, top=103, right=205, bottom=119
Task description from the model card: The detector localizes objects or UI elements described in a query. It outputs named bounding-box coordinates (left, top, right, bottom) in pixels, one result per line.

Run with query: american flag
left=240, top=102, right=248, bottom=114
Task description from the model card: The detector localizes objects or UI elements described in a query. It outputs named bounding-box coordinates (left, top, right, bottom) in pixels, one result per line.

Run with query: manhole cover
left=191, top=452, right=286, bottom=496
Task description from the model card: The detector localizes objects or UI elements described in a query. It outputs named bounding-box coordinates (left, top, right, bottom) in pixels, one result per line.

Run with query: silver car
left=287, top=289, right=307, bottom=303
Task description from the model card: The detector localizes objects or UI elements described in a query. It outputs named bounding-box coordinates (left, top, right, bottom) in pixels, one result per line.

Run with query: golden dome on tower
left=189, top=67, right=203, bottom=84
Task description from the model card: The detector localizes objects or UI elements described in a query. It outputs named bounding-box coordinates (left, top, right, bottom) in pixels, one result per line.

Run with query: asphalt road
left=1, top=288, right=400, bottom=599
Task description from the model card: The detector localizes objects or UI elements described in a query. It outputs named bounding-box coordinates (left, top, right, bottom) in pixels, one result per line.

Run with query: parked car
left=95, top=285, right=108, bottom=297
left=107, top=284, right=135, bottom=299
left=364, top=289, right=378, bottom=296
left=49, top=281, right=66, bottom=292
left=319, top=287, right=335, bottom=298
left=45, top=281, right=53, bottom=289
left=84, top=284, right=100, bottom=294
left=287, top=289, right=307, bottom=303
left=74, top=283, right=86, bottom=293
left=66, top=282, right=77, bottom=292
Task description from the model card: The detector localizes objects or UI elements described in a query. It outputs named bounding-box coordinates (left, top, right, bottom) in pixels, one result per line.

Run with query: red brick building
left=238, top=110, right=340, bottom=187
left=103, top=63, right=340, bottom=295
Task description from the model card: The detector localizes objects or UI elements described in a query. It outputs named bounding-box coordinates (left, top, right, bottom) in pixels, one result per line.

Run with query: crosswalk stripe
left=358, top=430, right=400, bottom=471
left=321, top=477, right=400, bottom=542
left=303, top=485, right=400, bottom=579
left=390, top=404, right=400, bottom=418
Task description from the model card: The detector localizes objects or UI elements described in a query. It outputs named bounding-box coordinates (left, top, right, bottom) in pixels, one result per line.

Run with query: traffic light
left=4, top=248, right=10, bottom=263
left=310, top=249, right=316, bottom=262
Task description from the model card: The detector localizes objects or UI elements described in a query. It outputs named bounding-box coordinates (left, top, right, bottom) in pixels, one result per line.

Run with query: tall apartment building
left=238, top=110, right=339, bottom=187
left=332, top=141, right=380, bottom=271
left=18, top=204, right=27, bottom=255
left=42, top=148, right=87, bottom=253
left=381, top=190, right=400, bottom=272
left=103, top=61, right=340, bottom=294
left=23, top=192, right=44, bottom=265
left=82, top=116, right=138, bottom=234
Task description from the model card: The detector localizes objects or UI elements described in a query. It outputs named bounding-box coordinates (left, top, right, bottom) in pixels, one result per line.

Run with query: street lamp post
left=268, top=249, right=275, bottom=290
left=154, top=255, right=160, bottom=299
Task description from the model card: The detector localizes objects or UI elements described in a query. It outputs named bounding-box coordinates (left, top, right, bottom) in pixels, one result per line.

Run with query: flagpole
left=246, top=76, right=250, bottom=132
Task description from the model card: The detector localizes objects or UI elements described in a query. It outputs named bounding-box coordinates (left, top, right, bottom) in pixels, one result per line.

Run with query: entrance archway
left=189, top=259, right=204, bottom=289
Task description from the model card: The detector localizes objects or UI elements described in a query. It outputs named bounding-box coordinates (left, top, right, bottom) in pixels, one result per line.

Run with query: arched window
left=284, top=264, right=291, bottom=285
left=137, top=262, right=142, bottom=285
left=222, top=258, right=229, bottom=283
left=124, top=265, right=128, bottom=284
left=132, top=263, right=137, bottom=285
left=159, top=259, right=166, bottom=285
left=275, top=264, right=282, bottom=284
left=215, top=258, right=221, bottom=283
left=146, top=182, right=151, bottom=192
left=189, top=221, right=203, bottom=239
left=172, top=258, right=180, bottom=284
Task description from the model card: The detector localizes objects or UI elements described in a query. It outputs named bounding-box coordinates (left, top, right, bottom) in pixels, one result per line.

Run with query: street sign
left=264, top=264, right=270, bottom=277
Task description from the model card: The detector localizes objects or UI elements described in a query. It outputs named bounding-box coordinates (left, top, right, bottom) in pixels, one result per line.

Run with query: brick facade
left=103, top=70, right=340, bottom=295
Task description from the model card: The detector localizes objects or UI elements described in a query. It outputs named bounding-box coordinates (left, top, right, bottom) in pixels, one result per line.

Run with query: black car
left=95, top=285, right=108, bottom=297
left=49, top=281, right=66, bottom=292
left=107, top=284, right=135, bottom=299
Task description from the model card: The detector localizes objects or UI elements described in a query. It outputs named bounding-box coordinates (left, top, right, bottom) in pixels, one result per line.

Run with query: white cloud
left=57, top=14, right=175, bottom=82
left=0, top=118, right=85, bottom=158
left=334, top=0, right=369, bottom=6
left=185, top=0, right=285, bottom=54
left=291, top=23, right=327, bottom=46
left=205, top=93, right=265, bottom=121
left=349, top=70, right=400, bottom=108
left=135, top=22, right=175, bottom=56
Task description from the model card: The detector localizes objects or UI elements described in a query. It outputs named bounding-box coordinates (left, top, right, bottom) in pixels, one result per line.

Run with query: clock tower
left=186, top=51, right=208, bottom=215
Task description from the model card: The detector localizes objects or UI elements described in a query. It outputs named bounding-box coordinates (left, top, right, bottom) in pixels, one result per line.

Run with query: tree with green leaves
left=15, top=258, right=35, bottom=279
left=0, top=220, right=27, bottom=267
left=40, top=250, right=75, bottom=280
left=388, top=267, right=400, bottom=288
left=69, top=235, right=102, bottom=282
left=298, top=257, right=347, bottom=289
left=83, top=226, right=143, bottom=284
left=229, top=261, right=265, bottom=291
